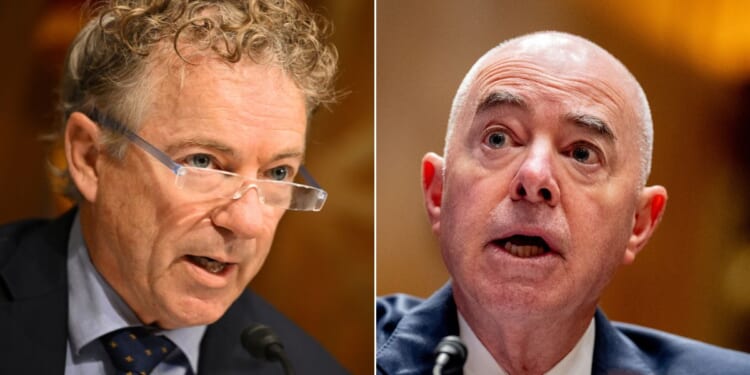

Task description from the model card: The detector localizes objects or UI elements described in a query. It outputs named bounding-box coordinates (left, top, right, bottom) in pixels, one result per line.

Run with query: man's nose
left=211, top=186, right=265, bottom=238
left=509, top=144, right=560, bottom=206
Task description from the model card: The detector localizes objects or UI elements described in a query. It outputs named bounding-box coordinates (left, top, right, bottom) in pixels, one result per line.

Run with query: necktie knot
left=100, top=326, right=176, bottom=375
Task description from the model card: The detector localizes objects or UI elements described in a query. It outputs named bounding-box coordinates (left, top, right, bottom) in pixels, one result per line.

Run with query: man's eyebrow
left=270, top=150, right=305, bottom=163
left=165, top=139, right=236, bottom=157
left=476, top=90, right=527, bottom=114
left=565, top=113, right=617, bottom=142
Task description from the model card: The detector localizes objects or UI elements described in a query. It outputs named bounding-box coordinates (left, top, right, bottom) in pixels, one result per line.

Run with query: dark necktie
left=99, top=326, right=177, bottom=375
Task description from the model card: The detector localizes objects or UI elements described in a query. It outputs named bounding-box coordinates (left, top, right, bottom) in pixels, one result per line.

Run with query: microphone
left=432, top=335, right=467, bottom=375
left=241, top=323, right=295, bottom=375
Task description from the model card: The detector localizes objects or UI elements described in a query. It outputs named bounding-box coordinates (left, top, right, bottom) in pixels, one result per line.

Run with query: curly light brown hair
left=57, top=0, right=338, bottom=199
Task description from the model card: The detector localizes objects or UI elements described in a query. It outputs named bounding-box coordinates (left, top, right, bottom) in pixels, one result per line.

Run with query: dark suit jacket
left=377, top=283, right=750, bottom=374
left=0, top=210, right=348, bottom=374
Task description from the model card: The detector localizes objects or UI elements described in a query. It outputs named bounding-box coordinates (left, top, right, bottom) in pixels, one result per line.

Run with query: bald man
left=376, top=31, right=750, bottom=375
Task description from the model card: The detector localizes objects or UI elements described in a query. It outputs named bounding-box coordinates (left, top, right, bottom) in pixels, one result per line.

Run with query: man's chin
left=458, top=280, right=574, bottom=317
left=156, top=297, right=234, bottom=329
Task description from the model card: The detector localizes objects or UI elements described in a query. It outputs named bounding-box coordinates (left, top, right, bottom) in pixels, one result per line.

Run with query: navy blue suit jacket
left=377, top=283, right=750, bottom=374
left=0, top=210, right=348, bottom=374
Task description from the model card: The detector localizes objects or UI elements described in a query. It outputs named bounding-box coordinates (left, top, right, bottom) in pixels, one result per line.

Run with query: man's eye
left=484, top=130, right=510, bottom=149
left=185, top=154, right=215, bottom=169
left=569, top=145, right=600, bottom=165
left=266, top=166, right=291, bottom=181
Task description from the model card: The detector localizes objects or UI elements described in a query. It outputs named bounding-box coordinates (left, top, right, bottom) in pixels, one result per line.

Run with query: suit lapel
left=0, top=210, right=75, bottom=373
left=377, top=283, right=459, bottom=375
left=592, top=309, right=652, bottom=374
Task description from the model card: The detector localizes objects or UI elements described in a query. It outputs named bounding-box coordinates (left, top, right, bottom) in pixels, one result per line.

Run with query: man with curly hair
left=0, top=0, right=347, bottom=373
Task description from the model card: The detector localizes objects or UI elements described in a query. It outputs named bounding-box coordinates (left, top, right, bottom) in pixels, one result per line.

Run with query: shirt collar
left=458, top=311, right=595, bottom=375
left=66, top=213, right=206, bottom=372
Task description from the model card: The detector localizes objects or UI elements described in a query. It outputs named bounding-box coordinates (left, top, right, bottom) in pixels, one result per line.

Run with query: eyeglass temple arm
left=87, top=110, right=183, bottom=174
left=299, top=165, right=322, bottom=189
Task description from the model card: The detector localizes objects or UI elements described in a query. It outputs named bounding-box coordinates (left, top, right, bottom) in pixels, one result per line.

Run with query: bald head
left=446, top=31, right=653, bottom=184
left=422, top=33, right=669, bottom=363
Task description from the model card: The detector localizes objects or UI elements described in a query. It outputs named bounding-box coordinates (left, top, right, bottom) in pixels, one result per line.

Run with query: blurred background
left=0, top=0, right=373, bottom=374
left=378, top=0, right=750, bottom=353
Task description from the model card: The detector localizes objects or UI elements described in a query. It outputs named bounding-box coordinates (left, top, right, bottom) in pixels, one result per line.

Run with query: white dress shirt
left=458, top=311, right=595, bottom=375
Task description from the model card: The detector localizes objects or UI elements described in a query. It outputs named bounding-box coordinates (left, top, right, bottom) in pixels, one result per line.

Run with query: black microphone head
left=433, top=335, right=467, bottom=374
left=434, top=335, right=467, bottom=360
left=241, top=323, right=285, bottom=361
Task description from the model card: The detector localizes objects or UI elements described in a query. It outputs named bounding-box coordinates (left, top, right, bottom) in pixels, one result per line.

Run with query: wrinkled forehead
left=464, top=33, right=637, bottom=110
left=457, top=33, right=641, bottom=130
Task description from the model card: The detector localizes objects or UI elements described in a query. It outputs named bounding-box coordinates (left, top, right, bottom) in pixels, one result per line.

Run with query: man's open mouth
left=494, top=235, right=551, bottom=258
left=187, top=255, right=229, bottom=274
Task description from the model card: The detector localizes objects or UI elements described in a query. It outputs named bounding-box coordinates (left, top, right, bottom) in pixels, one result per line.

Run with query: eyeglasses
left=88, top=111, right=327, bottom=212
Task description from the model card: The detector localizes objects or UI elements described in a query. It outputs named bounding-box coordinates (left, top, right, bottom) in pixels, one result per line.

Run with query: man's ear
left=623, top=185, right=667, bottom=265
left=65, top=112, right=101, bottom=203
left=422, top=152, right=445, bottom=235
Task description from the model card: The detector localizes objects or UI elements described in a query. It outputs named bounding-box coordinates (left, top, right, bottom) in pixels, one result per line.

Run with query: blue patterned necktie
left=99, top=326, right=177, bottom=375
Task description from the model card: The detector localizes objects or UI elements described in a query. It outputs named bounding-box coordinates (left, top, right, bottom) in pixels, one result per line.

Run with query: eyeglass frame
left=85, top=110, right=328, bottom=212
